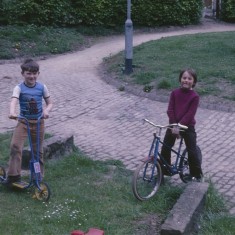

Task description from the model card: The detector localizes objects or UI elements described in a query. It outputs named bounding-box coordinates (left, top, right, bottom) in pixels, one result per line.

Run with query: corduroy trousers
left=7, top=120, right=45, bottom=177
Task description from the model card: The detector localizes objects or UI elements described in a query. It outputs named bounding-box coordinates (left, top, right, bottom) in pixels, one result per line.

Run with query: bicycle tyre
left=0, top=166, right=6, bottom=182
left=34, top=181, right=51, bottom=202
left=179, top=146, right=202, bottom=183
left=132, top=158, right=162, bottom=201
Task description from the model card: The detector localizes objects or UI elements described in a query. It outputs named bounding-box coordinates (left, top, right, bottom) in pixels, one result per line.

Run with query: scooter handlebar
left=9, top=115, right=44, bottom=121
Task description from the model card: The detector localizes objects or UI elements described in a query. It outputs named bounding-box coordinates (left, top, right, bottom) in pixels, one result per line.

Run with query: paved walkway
left=1, top=19, right=235, bottom=214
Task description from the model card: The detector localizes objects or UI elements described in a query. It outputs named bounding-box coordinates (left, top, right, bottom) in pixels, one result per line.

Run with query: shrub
left=132, top=0, right=203, bottom=26
left=1, top=0, right=72, bottom=26
left=0, top=0, right=203, bottom=27
left=158, top=80, right=172, bottom=89
left=221, top=0, right=235, bottom=22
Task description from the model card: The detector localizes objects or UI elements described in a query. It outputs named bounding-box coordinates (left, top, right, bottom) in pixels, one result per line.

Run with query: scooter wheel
left=34, top=182, right=51, bottom=202
left=0, top=166, right=6, bottom=182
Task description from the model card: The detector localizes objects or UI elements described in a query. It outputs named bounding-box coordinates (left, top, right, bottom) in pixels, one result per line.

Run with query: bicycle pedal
left=143, top=176, right=152, bottom=182
left=12, top=181, right=28, bottom=189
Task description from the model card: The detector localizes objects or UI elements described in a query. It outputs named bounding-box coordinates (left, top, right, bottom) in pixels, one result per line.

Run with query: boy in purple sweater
left=161, top=68, right=203, bottom=181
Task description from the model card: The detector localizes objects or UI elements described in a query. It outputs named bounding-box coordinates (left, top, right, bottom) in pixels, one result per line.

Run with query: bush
left=1, top=0, right=72, bottom=26
left=0, top=0, right=203, bottom=27
left=132, top=0, right=203, bottom=26
left=221, top=0, right=235, bottom=22
left=68, top=0, right=126, bottom=26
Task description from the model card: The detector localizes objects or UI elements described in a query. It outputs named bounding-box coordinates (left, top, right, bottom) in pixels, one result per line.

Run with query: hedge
left=221, top=0, right=235, bottom=22
left=0, top=0, right=203, bottom=27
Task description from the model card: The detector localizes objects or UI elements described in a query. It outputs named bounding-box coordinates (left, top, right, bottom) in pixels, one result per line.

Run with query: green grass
left=198, top=183, right=235, bottom=235
left=0, top=132, right=234, bottom=234
left=0, top=140, right=182, bottom=234
left=104, top=31, right=235, bottom=100
left=0, top=132, right=12, bottom=165
left=0, top=25, right=122, bottom=60
left=0, top=25, right=85, bottom=59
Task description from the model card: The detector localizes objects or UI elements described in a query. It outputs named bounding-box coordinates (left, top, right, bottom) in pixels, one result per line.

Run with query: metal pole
left=124, top=0, right=133, bottom=75
left=216, top=0, right=220, bottom=19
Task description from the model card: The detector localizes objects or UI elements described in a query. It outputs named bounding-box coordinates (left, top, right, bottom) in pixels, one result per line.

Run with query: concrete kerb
left=161, top=182, right=209, bottom=235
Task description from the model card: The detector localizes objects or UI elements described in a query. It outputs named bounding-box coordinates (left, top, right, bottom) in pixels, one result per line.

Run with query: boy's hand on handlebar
left=8, top=114, right=17, bottom=119
left=43, top=110, right=50, bottom=119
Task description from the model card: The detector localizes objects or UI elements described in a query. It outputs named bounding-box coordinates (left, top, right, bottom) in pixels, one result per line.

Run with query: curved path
left=1, top=19, right=235, bottom=214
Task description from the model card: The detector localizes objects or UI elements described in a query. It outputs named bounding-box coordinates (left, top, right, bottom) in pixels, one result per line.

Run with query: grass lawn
left=0, top=25, right=121, bottom=60
left=0, top=144, right=183, bottom=234
left=103, top=31, right=235, bottom=103
left=0, top=132, right=235, bottom=234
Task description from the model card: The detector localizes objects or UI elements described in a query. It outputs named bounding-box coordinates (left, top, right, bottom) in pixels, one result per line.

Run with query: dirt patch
left=134, top=213, right=162, bottom=235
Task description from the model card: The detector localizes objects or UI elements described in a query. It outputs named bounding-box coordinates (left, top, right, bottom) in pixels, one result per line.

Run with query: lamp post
left=216, top=0, right=220, bottom=19
left=124, top=0, right=133, bottom=74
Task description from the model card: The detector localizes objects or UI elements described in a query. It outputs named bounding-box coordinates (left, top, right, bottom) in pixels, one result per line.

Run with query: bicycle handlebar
left=143, top=118, right=188, bottom=130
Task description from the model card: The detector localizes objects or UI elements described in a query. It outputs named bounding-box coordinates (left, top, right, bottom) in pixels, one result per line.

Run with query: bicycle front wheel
left=132, top=158, right=162, bottom=201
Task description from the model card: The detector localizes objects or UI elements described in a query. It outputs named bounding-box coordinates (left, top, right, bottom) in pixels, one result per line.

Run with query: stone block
left=22, top=135, right=74, bottom=169
left=160, top=182, right=209, bottom=235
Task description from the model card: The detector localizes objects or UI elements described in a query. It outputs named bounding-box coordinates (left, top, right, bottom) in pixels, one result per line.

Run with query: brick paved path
left=1, top=20, right=235, bottom=214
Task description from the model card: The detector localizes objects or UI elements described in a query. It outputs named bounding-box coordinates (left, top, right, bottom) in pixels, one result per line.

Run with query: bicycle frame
left=148, top=133, right=185, bottom=175
left=143, top=119, right=188, bottom=180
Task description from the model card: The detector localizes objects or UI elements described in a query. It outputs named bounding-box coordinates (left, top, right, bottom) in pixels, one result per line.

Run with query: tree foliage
left=221, top=0, right=235, bottom=22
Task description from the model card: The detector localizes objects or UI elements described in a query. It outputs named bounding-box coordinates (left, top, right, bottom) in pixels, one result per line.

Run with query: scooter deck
left=12, top=181, right=28, bottom=189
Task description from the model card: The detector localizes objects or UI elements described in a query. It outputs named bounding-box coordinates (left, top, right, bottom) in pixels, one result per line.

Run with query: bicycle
left=0, top=115, right=51, bottom=202
left=132, top=118, right=202, bottom=201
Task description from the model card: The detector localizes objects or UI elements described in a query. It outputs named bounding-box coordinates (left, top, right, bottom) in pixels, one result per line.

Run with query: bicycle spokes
left=132, top=159, right=162, bottom=201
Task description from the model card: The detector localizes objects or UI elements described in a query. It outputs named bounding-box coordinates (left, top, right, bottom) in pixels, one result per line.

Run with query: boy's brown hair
left=21, top=59, right=39, bottom=73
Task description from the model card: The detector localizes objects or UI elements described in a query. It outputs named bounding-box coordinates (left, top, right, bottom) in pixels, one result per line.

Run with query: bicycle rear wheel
left=179, top=146, right=202, bottom=183
left=132, top=158, right=162, bottom=201
left=0, top=166, right=6, bottom=182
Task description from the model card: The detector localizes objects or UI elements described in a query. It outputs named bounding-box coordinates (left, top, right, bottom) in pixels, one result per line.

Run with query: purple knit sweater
left=167, top=88, right=199, bottom=126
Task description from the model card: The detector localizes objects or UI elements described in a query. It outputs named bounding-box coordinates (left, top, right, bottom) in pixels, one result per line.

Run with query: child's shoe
left=194, top=174, right=204, bottom=182
left=161, top=165, right=173, bottom=176
left=183, top=174, right=193, bottom=182
left=184, top=174, right=204, bottom=183
left=2, top=175, right=21, bottom=187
